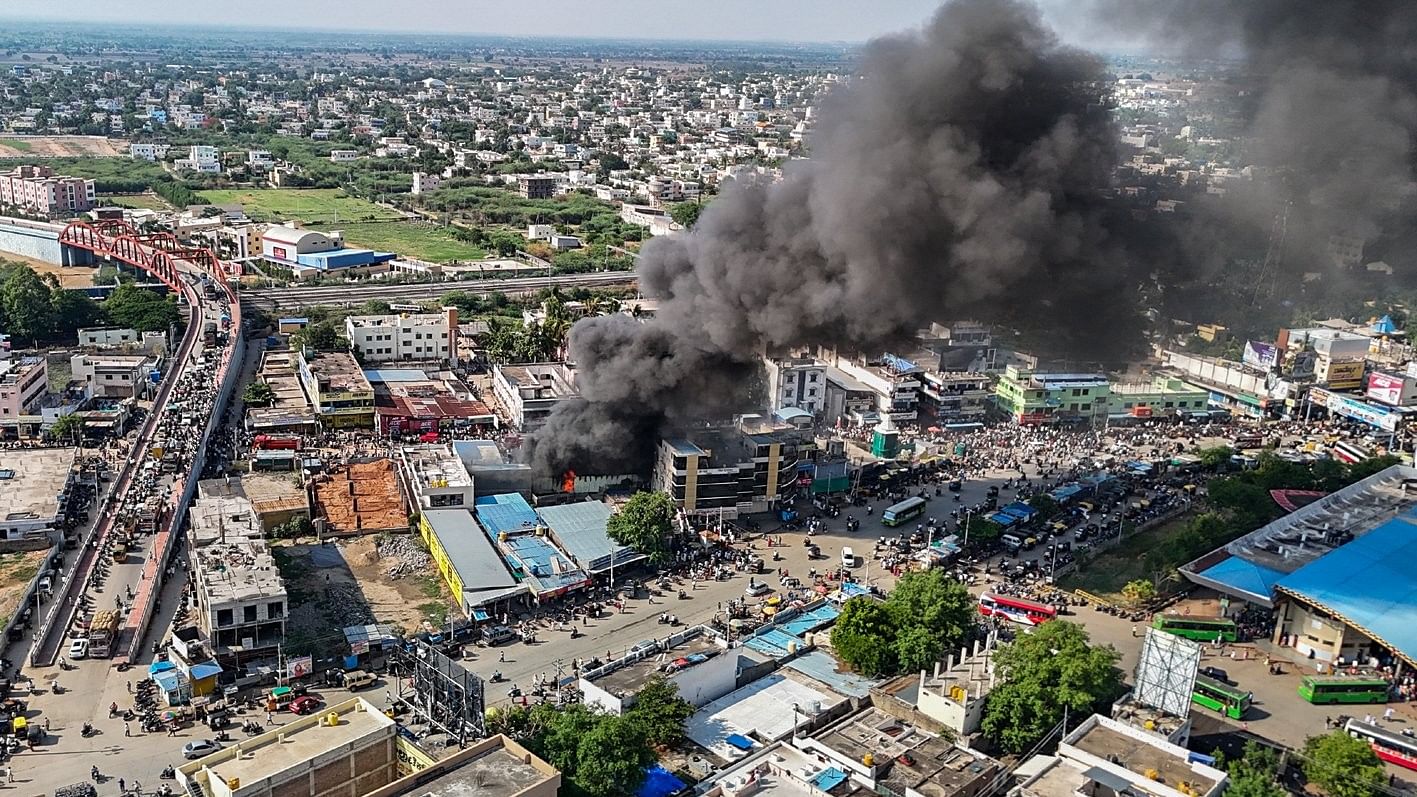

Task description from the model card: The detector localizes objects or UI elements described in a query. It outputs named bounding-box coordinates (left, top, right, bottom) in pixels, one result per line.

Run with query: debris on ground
left=375, top=534, right=432, bottom=579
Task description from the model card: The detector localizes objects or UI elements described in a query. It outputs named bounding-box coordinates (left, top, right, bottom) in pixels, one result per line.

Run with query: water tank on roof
left=149, top=369, right=162, bottom=384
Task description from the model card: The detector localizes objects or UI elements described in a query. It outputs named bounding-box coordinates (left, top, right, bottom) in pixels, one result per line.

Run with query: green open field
left=0, top=139, right=32, bottom=152
left=1058, top=515, right=1191, bottom=600
left=197, top=188, right=399, bottom=224
left=339, top=221, right=486, bottom=263
left=102, top=193, right=170, bottom=211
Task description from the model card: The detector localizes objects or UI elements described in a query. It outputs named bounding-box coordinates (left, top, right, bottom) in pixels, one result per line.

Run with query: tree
left=292, top=319, right=345, bottom=351
left=573, top=717, right=655, bottom=797
left=669, top=201, right=703, bottom=228
left=1301, top=730, right=1384, bottom=797
left=243, top=382, right=276, bottom=407
left=981, top=621, right=1123, bottom=753
left=1220, top=742, right=1287, bottom=797
left=1027, top=494, right=1058, bottom=519
left=104, top=283, right=180, bottom=332
left=830, top=597, right=898, bottom=676
left=624, top=675, right=694, bottom=748
left=606, top=491, right=676, bottom=565
left=51, top=290, right=103, bottom=333
left=358, top=299, right=393, bottom=315
left=1198, top=445, right=1235, bottom=470
left=1120, top=579, right=1156, bottom=606
left=2, top=268, right=55, bottom=343
left=832, top=570, right=975, bottom=677
left=48, top=413, right=85, bottom=444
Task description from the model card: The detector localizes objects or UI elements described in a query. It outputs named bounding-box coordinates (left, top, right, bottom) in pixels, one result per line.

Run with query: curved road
left=31, top=249, right=217, bottom=666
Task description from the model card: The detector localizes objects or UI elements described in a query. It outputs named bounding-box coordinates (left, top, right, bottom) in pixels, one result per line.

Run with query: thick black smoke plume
left=528, top=0, right=1140, bottom=477
left=1082, top=1, right=1417, bottom=288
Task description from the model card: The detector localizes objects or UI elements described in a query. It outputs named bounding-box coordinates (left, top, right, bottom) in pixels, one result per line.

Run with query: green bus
left=1192, top=675, right=1251, bottom=719
left=1298, top=676, right=1389, bottom=705
left=1152, top=615, right=1238, bottom=642
left=882, top=497, right=927, bottom=527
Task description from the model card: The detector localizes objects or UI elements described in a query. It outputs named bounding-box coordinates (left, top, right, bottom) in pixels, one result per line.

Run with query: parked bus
left=1298, top=676, right=1389, bottom=705
left=1346, top=718, right=1417, bottom=772
left=1151, top=615, right=1238, bottom=643
left=978, top=593, right=1056, bottom=627
left=882, top=497, right=927, bottom=527
left=1192, top=675, right=1251, bottom=719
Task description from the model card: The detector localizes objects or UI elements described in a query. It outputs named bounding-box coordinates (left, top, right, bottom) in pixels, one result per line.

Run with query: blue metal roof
left=1197, top=556, right=1286, bottom=603
left=474, top=493, right=540, bottom=536
left=537, top=500, right=642, bottom=573
left=1277, top=515, right=1417, bottom=664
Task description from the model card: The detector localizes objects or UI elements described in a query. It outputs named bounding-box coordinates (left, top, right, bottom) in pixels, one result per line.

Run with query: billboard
left=1243, top=341, right=1280, bottom=372
left=1367, top=372, right=1415, bottom=406
left=287, top=655, right=313, bottom=680
left=1323, top=359, right=1365, bottom=390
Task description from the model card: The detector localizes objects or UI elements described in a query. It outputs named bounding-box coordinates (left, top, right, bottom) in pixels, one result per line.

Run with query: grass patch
left=0, top=139, right=32, bottom=152
left=418, top=601, right=449, bottom=626
left=103, top=193, right=170, bottom=211
left=197, top=188, right=397, bottom=224
left=415, top=575, right=443, bottom=600
left=340, top=221, right=486, bottom=262
left=1058, top=515, right=1192, bottom=599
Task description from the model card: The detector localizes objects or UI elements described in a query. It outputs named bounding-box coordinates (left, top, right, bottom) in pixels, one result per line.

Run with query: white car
left=745, top=582, right=771, bottom=597
left=67, top=638, right=89, bottom=660
left=183, top=739, right=221, bottom=760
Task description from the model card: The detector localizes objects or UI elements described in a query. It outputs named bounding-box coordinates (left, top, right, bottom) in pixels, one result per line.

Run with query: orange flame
left=562, top=470, right=577, bottom=493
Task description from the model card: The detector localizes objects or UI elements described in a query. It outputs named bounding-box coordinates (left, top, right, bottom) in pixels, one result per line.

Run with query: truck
left=202, top=321, right=218, bottom=346
left=252, top=434, right=302, bottom=451
left=88, top=610, right=120, bottom=658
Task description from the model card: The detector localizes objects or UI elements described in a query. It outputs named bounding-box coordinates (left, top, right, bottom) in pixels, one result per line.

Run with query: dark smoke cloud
left=528, top=0, right=1141, bottom=477
left=1085, top=1, right=1417, bottom=276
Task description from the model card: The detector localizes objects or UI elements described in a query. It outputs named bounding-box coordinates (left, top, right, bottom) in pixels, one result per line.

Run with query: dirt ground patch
left=0, top=550, right=49, bottom=628
left=0, top=251, right=95, bottom=288
left=311, top=459, right=407, bottom=534
left=273, top=536, right=450, bottom=655
left=0, top=136, right=126, bottom=158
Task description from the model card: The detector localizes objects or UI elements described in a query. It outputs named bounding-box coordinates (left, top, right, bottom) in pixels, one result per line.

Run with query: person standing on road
left=124, top=722, right=130, bottom=737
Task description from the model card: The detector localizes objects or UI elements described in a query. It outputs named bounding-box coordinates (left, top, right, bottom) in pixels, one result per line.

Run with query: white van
left=842, top=547, right=857, bottom=568
left=343, top=670, right=377, bottom=690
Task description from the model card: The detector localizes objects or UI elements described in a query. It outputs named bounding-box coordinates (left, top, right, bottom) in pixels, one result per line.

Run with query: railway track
left=241, top=271, right=639, bottom=310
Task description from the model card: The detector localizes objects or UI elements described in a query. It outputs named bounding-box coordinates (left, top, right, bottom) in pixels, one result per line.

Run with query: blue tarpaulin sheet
left=1197, top=556, right=1286, bottom=602
left=725, top=734, right=755, bottom=750
left=637, top=766, right=686, bottom=797
left=988, top=511, right=1017, bottom=527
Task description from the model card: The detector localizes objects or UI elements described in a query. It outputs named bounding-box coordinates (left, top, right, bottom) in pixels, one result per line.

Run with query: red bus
left=253, top=434, right=302, bottom=451
left=979, top=593, right=1057, bottom=626
left=1346, top=719, right=1417, bottom=771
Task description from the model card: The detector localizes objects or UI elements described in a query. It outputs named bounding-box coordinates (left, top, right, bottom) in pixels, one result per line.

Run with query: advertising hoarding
left=1367, top=371, right=1415, bottom=406
left=1242, top=341, right=1280, bottom=372
left=1323, top=360, right=1365, bottom=390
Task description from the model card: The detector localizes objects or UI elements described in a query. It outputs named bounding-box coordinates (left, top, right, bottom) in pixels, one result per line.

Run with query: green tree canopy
left=51, top=290, right=104, bottom=333
left=243, top=382, right=276, bottom=407
left=606, top=491, right=676, bottom=565
left=669, top=201, right=703, bottom=228
left=48, top=413, right=85, bottom=444
left=573, top=717, right=655, bottom=797
left=104, top=283, right=180, bottom=332
left=1198, top=445, right=1234, bottom=469
left=624, top=675, right=694, bottom=748
left=1120, top=579, right=1156, bottom=606
left=981, top=621, right=1123, bottom=753
left=1301, top=730, right=1384, bottom=797
left=831, top=570, right=976, bottom=677
left=830, top=597, right=898, bottom=677
left=3, top=267, right=56, bottom=343
left=292, top=319, right=346, bottom=351
left=1219, top=742, right=1287, bottom=797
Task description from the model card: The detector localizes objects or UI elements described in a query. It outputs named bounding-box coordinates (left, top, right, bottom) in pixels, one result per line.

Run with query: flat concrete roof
left=0, top=447, right=76, bottom=523
left=187, top=698, right=394, bottom=790
left=405, top=744, right=554, bottom=797
left=590, top=635, right=724, bottom=696
left=1070, top=718, right=1220, bottom=792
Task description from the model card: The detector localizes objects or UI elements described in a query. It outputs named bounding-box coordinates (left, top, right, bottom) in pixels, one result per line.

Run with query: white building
left=330, top=149, right=359, bottom=163
left=764, top=355, right=827, bottom=417
left=187, top=496, right=288, bottom=657
left=128, top=142, right=171, bottom=161
left=69, top=353, right=158, bottom=398
left=1013, top=714, right=1227, bottom=797
left=491, top=362, right=578, bottom=430
left=411, top=171, right=442, bottom=195
left=344, top=308, right=458, bottom=363
left=176, top=145, right=221, bottom=174
left=398, top=444, right=475, bottom=510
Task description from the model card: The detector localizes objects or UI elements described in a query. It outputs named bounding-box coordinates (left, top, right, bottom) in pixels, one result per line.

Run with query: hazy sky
left=0, top=0, right=954, bottom=43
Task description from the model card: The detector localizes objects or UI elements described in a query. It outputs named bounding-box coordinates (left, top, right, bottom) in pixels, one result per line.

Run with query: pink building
left=0, top=165, right=96, bottom=216
left=0, top=357, right=48, bottom=419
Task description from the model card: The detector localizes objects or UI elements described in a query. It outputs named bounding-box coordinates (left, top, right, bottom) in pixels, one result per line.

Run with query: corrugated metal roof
left=474, top=493, right=540, bottom=536
left=537, top=500, right=642, bottom=573
left=422, top=509, right=521, bottom=597
left=1276, top=513, right=1417, bottom=666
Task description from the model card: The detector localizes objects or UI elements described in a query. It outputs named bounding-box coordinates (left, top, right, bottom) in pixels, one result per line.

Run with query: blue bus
left=883, top=497, right=927, bottom=527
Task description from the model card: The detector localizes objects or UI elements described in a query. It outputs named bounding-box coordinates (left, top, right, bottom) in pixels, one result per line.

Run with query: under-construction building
left=187, top=495, right=288, bottom=661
